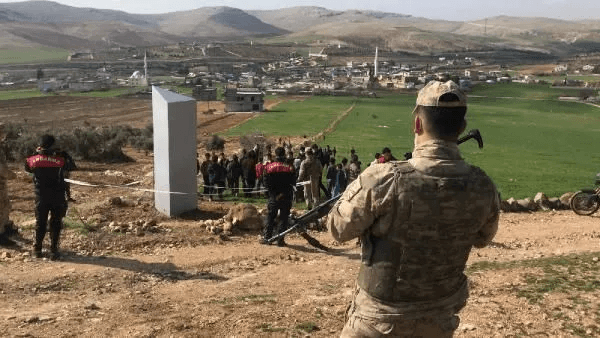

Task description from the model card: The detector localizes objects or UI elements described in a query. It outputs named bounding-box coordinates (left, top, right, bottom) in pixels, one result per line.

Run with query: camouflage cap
left=413, top=80, right=466, bottom=113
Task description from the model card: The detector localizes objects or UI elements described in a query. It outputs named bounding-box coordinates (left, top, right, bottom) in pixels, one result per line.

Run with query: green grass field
left=535, top=75, right=600, bottom=83
left=226, top=83, right=600, bottom=199
left=0, top=88, right=48, bottom=100
left=0, top=47, right=69, bottom=64
left=69, top=87, right=144, bottom=97
left=225, top=96, right=357, bottom=137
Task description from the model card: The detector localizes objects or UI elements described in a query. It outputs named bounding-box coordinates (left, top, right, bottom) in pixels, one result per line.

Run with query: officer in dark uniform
left=260, top=147, right=295, bottom=247
left=25, top=134, right=73, bottom=260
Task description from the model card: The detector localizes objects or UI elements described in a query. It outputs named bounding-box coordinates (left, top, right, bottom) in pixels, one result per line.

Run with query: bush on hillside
left=0, top=123, right=154, bottom=163
left=205, top=135, right=225, bottom=151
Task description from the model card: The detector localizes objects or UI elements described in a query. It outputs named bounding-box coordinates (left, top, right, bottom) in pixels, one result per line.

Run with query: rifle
left=404, top=129, right=483, bottom=160
left=266, top=194, right=341, bottom=251
left=270, top=129, right=484, bottom=251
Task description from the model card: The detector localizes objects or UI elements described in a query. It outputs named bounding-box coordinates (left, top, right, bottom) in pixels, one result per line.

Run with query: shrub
left=239, top=132, right=274, bottom=152
left=205, top=135, right=225, bottom=151
left=0, top=123, right=154, bottom=163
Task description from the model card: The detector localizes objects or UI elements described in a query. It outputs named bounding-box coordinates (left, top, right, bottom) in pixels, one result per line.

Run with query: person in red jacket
left=25, top=134, right=73, bottom=260
left=260, top=147, right=296, bottom=246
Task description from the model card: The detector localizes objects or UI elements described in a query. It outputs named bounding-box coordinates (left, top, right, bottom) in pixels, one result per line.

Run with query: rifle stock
left=266, top=194, right=341, bottom=250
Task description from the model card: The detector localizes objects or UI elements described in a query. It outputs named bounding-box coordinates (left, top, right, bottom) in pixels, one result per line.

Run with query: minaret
left=374, top=47, right=378, bottom=77
left=144, top=50, right=148, bottom=85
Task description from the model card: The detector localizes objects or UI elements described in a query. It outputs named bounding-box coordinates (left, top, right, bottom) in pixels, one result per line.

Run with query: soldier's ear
left=413, top=116, right=424, bottom=135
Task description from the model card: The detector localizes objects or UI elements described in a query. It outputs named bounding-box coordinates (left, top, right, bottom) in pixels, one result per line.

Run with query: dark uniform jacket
left=25, top=148, right=69, bottom=201
left=263, top=159, right=295, bottom=199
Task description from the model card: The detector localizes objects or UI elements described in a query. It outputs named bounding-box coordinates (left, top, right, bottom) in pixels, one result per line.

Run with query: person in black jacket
left=227, top=154, right=243, bottom=197
left=260, top=147, right=295, bottom=246
left=25, top=134, right=73, bottom=260
left=208, top=154, right=226, bottom=200
left=241, top=150, right=257, bottom=198
left=325, top=157, right=337, bottom=196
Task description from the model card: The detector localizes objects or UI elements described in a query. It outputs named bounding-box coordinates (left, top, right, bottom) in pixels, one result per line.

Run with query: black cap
left=39, top=134, right=55, bottom=149
left=275, top=146, right=285, bottom=157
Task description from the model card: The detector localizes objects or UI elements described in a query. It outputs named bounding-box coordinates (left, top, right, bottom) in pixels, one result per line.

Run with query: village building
left=224, top=87, right=264, bottom=112
left=192, top=86, right=217, bottom=101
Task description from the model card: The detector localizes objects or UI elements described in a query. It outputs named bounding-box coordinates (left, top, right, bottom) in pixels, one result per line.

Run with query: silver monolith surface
left=152, top=86, right=197, bottom=216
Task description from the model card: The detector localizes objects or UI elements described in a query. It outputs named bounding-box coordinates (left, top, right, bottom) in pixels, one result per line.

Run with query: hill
left=152, top=7, right=287, bottom=38
left=1, top=1, right=600, bottom=58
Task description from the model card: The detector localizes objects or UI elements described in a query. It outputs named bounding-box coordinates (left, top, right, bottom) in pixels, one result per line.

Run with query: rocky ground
left=1, top=95, right=599, bottom=337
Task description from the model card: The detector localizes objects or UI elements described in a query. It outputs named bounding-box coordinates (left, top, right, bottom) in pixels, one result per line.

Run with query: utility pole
left=484, top=18, right=488, bottom=36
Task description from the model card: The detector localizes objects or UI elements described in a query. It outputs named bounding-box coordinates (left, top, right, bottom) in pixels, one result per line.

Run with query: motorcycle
left=570, top=173, right=600, bottom=216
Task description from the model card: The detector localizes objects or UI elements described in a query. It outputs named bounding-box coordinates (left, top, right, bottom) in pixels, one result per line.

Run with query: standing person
left=227, top=155, right=242, bottom=197
left=208, top=155, right=226, bottom=200
left=347, top=155, right=361, bottom=183
left=255, top=159, right=264, bottom=196
left=298, top=147, right=322, bottom=210
left=200, top=153, right=211, bottom=196
left=293, top=152, right=305, bottom=203
left=241, top=150, right=257, bottom=198
left=370, top=152, right=381, bottom=166
left=333, top=163, right=347, bottom=196
left=60, top=150, right=77, bottom=202
left=378, top=147, right=397, bottom=163
left=327, top=81, right=500, bottom=337
left=25, top=134, right=75, bottom=260
left=260, top=147, right=295, bottom=247
left=325, top=157, right=337, bottom=196
left=240, top=149, right=248, bottom=192
left=0, top=128, right=17, bottom=243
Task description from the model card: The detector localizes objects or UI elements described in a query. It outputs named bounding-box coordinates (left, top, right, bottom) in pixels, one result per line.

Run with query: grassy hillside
left=0, top=47, right=69, bottom=64
left=226, top=84, right=600, bottom=199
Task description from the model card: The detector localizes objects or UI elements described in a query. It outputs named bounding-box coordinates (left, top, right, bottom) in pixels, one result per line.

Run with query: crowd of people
left=197, top=142, right=398, bottom=207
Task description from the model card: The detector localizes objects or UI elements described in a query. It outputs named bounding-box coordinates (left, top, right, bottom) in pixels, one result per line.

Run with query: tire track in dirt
left=309, top=102, right=357, bottom=144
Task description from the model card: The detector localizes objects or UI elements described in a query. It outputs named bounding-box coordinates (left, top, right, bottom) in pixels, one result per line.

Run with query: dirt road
left=1, top=202, right=599, bottom=337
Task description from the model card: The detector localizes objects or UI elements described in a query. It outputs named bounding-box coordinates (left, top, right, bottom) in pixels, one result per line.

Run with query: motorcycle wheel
left=570, top=191, right=600, bottom=216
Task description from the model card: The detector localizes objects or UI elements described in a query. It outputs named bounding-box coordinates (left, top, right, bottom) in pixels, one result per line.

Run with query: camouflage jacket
left=327, top=140, right=499, bottom=315
left=298, top=155, right=323, bottom=182
left=1, top=161, right=16, bottom=229
left=347, top=162, right=361, bottom=182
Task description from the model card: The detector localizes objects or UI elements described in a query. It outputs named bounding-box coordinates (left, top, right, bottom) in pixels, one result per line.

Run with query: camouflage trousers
left=340, top=312, right=459, bottom=338
left=303, top=179, right=320, bottom=209
left=340, top=288, right=462, bottom=338
left=0, top=194, right=10, bottom=234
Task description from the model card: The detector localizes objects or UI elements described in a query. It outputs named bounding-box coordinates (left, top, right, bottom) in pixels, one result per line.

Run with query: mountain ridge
left=0, top=1, right=599, bottom=57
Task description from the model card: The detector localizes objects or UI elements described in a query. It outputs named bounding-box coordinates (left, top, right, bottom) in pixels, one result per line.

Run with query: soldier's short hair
left=414, top=102, right=466, bottom=138
left=413, top=81, right=467, bottom=138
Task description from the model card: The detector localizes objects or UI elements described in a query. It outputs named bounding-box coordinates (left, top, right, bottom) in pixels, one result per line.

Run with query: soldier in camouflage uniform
left=327, top=81, right=499, bottom=337
left=0, top=155, right=17, bottom=240
left=0, top=126, right=17, bottom=242
left=298, top=147, right=323, bottom=209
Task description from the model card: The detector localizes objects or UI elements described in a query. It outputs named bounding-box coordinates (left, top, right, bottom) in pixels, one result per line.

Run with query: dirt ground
left=1, top=95, right=600, bottom=337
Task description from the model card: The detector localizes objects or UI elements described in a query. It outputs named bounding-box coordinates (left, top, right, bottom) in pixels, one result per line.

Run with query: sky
left=3, top=0, right=600, bottom=21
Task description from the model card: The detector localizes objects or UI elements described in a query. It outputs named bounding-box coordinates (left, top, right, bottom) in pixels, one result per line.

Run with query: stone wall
left=499, top=192, right=574, bottom=213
